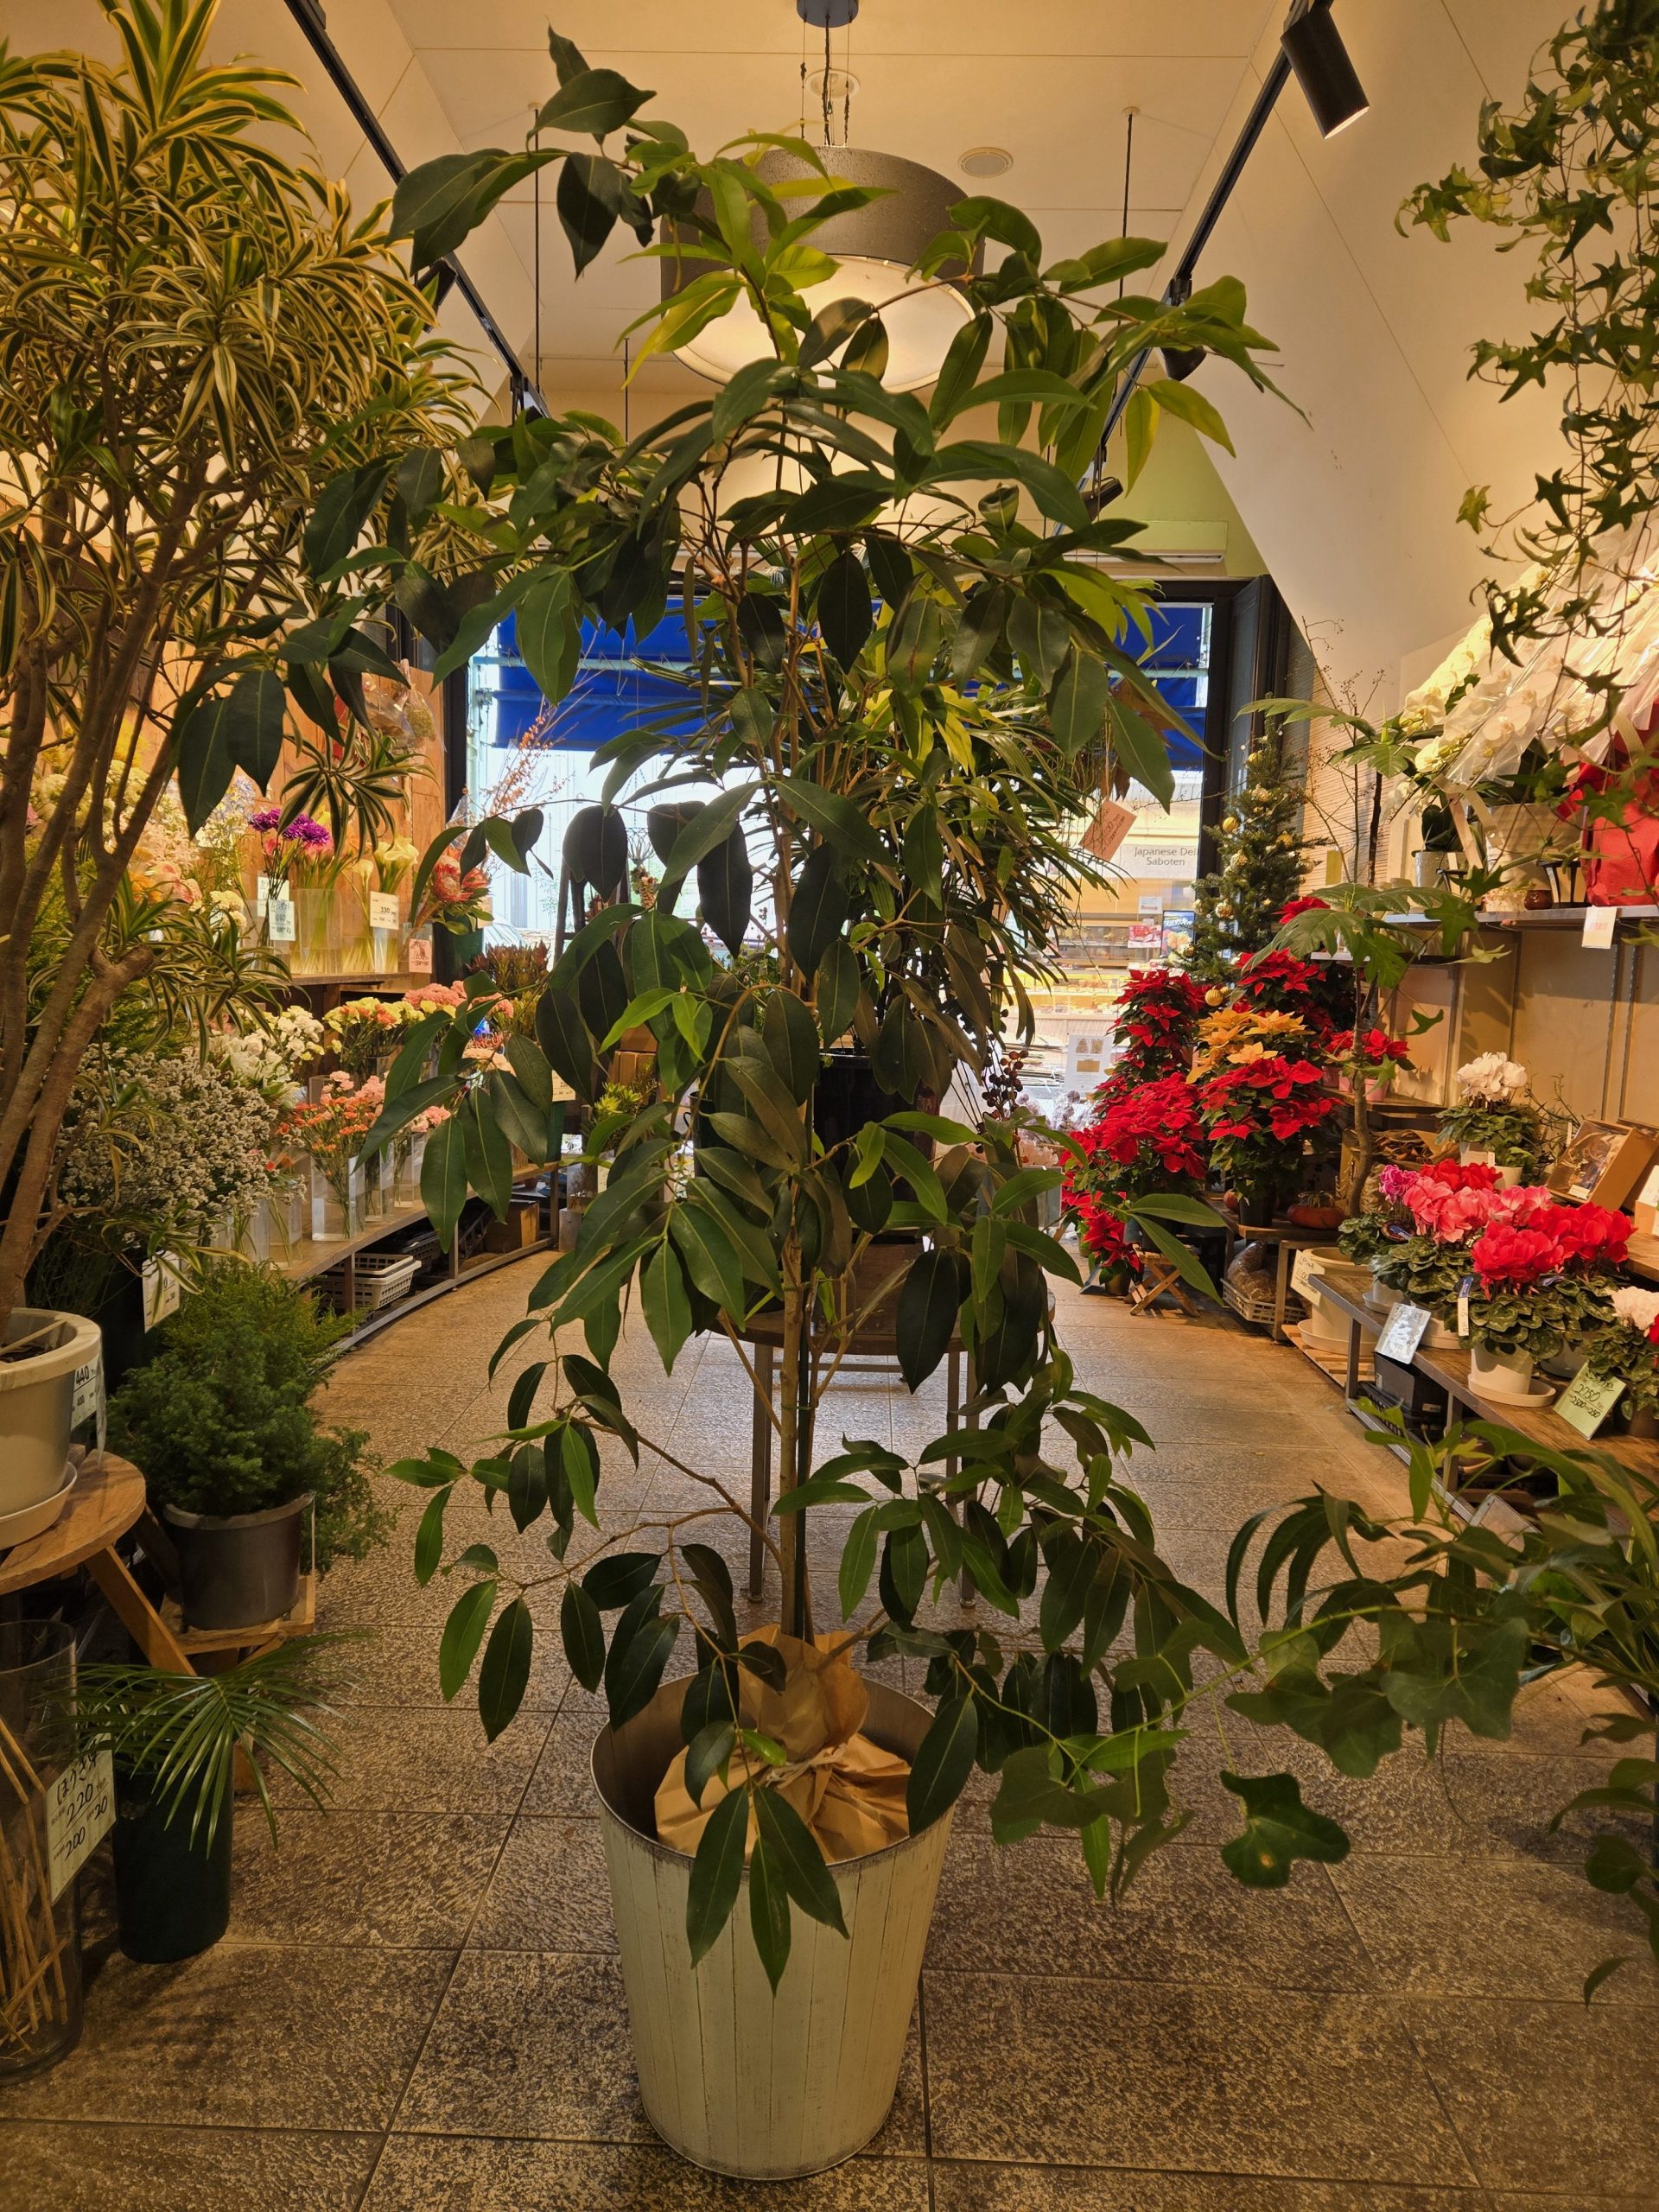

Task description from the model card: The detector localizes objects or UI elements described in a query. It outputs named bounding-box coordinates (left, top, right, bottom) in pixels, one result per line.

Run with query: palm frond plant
left=67, top=1632, right=355, bottom=1962
left=0, top=0, right=474, bottom=1328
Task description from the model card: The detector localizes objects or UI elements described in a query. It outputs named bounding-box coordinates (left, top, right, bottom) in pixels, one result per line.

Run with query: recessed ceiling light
left=958, top=146, right=1012, bottom=178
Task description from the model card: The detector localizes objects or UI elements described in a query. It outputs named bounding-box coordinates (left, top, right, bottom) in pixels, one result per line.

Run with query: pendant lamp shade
left=661, top=147, right=982, bottom=392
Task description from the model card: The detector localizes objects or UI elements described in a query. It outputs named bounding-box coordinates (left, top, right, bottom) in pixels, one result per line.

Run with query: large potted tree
left=357, top=32, right=1285, bottom=2178
left=0, top=0, right=467, bottom=1503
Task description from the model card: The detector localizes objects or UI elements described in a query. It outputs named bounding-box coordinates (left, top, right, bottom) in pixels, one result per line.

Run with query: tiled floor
left=2, top=1266, right=1655, bottom=2209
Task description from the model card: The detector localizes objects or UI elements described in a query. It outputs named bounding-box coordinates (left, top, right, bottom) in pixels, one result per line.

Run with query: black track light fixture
left=1281, top=0, right=1370, bottom=140
left=1159, top=276, right=1206, bottom=384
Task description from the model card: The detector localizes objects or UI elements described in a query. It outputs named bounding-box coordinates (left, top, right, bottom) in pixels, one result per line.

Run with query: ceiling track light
left=1281, top=0, right=1370, bottom=140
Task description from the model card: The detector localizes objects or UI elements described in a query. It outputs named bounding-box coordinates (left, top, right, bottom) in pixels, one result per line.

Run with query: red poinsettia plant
left=1097, top=968, right=1206, bottom=1094
left=1195, top=1051, right=1338, bottom=1217
left=1227, top=948, right=1347, bottom=1038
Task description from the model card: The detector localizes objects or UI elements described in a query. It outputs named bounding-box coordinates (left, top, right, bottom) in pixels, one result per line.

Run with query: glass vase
left=311, top=1159, right=360, bottom=1243
left=0, top=1619, right=84, bottom=2079
left=290, top=886, right=333, bottom=978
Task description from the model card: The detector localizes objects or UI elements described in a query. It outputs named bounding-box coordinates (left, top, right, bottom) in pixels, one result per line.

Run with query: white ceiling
left=377, top=0, right=1281, bottom=395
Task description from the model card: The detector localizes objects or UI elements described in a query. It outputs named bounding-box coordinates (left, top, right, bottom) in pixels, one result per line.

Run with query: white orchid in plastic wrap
left=1611, top=1285, right=1659, bottom=1335
left=1457, top=1052, right=1529, bottom=1105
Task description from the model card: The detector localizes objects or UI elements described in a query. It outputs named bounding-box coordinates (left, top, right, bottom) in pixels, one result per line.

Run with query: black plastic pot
left=112, top=1775, right=232, bottom=1963
left=161, top=1493, right=310, bottom=1630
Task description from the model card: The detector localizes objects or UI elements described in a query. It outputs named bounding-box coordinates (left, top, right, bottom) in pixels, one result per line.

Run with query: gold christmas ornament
left=1222, top=816, right=1239, bottom=834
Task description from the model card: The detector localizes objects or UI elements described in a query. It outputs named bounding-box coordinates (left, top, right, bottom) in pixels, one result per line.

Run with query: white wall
left=1160, top=0, right=1577, bottom=715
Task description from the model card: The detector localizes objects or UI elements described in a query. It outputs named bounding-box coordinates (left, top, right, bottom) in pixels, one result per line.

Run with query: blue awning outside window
left=478, top=597, right=1211, bottom=768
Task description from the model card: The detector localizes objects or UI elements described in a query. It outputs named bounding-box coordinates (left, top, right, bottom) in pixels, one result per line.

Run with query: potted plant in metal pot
left=351, top=30, right=1283, bottom=2178
left=107, top=1261, right=388, bottom=1629
left=66, top=1635, right=349, bottom=1962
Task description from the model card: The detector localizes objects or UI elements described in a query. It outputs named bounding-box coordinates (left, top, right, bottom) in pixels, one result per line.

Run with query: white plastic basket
left=327, top=1250, right=420, bottom=1313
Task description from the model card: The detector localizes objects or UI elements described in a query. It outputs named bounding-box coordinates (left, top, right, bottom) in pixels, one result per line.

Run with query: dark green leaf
left=1218, top=1771, right=1350, bottom=1889
left=477, top=1597, right=535, bottom=1742
left=817, top=549, right=874, bottom=669
left=440, top=1579, right=498, bottom=1699
left=685, top=1720, right=736, bottom=1808
left=560, top=1581, right=607, bottom=1691
left=421, top=1117, right=469, bottom=1250
left=687, top=1779, right=749, bottom=1964
left=537, top=67, right=654, bottom=140
left=583, top=1552, right=662, bottom=1610
left=816, top=936, right=861, bottom=1045
left=895, top=1247, right=962, bottom=1390
left=785, top=843, right=849, bottom=977
left=763, top=990, right=820, bottom=1105
left=907, top=1693, right=977, bottom=1834
left=748, top=1833, right=791, bottom=1990
left=753, top=1786, right=847, bottom=1934
left=697, top=823, right=753, bottom=957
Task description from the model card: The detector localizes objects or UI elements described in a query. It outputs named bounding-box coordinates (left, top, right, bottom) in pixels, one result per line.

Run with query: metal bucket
left=593, top=1675, right=950, bottom=2179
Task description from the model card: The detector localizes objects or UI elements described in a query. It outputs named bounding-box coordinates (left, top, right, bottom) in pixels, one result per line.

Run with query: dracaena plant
left=0, top=0, right=473, bottom=1329
left=355, top=29, right=1304, bottom=1986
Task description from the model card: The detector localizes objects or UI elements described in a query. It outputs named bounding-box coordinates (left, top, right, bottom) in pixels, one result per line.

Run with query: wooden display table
left=0, top=1453, right=191, bottom=1669
left=0, top=1453, right=317, bottom=1673
left=1308, top=1263, right=1659, bottom=1482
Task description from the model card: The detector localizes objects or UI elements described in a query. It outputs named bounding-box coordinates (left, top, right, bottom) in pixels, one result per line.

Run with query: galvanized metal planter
left=592, top=1674, right=950, bottom=2180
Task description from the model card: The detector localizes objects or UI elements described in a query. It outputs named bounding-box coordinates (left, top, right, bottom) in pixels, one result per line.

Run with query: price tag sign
left=267, top=891, right=296, bottom=945
left=142, top=1254, right=181, bottom=1332
left=253, top=874, right=272, bottom=924
left=1290, top=1248, right=1329, bottom=1298
left=69, top=1353, right=101, bottom=1431
left=1457, top=1290, right=1471, bottom=1338
left=1557, top=1363, right=1627, bottom=1440
left=406, top=931, right=433, bottom=976
left=1464, top=1148, right=1497, bottom=1168
left=1582, top=905, right=1618, bottom=949
left=548, top=1069, right=575, bottom=1104
left=368, top=892, right=400, bottom=931
left=1375, top=1301, right=1433, bottom=1363
left=47, top=1750, right=115, bottom=1898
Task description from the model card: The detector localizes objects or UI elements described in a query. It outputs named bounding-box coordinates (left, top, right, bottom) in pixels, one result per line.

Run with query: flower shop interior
left=6, top=0, right=1659, bottom=2208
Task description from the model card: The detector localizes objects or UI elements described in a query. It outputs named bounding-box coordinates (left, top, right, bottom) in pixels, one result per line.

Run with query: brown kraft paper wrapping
left=654, top=1624, right=912, bottom=1864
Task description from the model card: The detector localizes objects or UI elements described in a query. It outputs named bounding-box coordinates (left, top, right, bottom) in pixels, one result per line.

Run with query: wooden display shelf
left=1285, top=1322, right=1374, bottom=1390
left=162, top=1569, right=317, bottom=1656
left=272, top=1200, right=433, bottom=1284
left=1311, top=1263, right=1659, bottom=1481
left=270, top=1175, right=553, bottom=1347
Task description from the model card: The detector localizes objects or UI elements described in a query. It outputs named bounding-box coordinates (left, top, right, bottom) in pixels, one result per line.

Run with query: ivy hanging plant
left=1402, top=0, right=1659, bottom=711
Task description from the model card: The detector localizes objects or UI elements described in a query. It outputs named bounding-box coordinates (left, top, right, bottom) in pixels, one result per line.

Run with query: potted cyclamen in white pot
left=1439, top=1052, right=1552, bottom=1187
left=1460, top=1196, right=1629, bottom=1402
left=1581, top=1285, right=1659, bottom=1437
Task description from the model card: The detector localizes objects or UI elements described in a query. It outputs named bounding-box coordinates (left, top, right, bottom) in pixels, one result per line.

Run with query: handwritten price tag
left=47, top=1750, right=115, bottom=1898
left=406, top=932, right=433, bottom=976
left=266, top=892, right=296, bottom=945
left=1375, top=1302, right=1433, bottom=1363
left=1582, top=905, right=1618, bottom=949
left=1556, top=1363, right=1626, bottom=1440
left=368, top=893, right=400, bottom=931
left=141, top=1255, right=181, bottom=1331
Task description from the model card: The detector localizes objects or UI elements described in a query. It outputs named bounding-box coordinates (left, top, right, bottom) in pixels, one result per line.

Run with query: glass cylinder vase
left=290, top=887, right=333, bottom=978
left=0, top=1619, right=84, bottom=2079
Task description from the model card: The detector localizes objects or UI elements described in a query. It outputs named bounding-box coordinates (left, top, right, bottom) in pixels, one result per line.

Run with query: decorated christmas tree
left=1187, top=741, right=1310, bottom=984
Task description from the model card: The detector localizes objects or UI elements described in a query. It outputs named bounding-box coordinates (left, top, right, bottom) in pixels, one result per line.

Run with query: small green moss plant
left=108, top=1260, right=388, bottom=1569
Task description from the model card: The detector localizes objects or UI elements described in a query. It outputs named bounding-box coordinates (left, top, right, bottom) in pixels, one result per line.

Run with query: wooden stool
left=1128, top=1250, right=1199, bottom=1317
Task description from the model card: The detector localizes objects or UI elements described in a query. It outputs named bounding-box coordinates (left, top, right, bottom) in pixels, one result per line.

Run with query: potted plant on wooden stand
left=107, top=1260, right=387, bottom=1630
left=359, top=30, right=1282, bottom=2178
